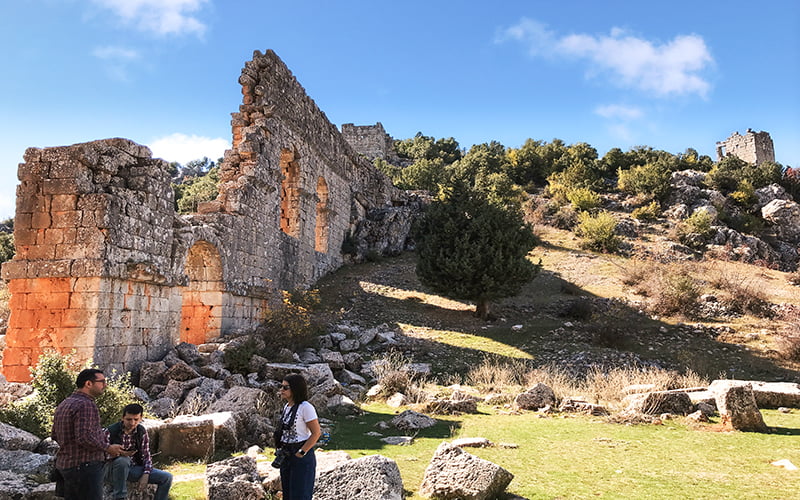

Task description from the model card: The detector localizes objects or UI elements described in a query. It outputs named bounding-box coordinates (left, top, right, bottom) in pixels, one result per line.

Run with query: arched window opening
left=179, top=241, right=224, bottom=344
left=315, top=176, right=330, bottom=253
left=280, top=148, right=301, bottom=237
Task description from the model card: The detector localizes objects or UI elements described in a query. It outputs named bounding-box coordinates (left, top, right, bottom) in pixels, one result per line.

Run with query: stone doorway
left=179, top=241, right=224, bottom=344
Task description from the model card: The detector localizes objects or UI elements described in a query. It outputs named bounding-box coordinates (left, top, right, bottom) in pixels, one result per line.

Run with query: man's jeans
left=60, top=460, right=105, bottom=500
left=105, top=456, right=173, bottom=500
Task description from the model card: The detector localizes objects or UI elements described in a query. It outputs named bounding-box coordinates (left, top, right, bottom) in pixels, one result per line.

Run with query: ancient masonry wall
left=715, top=129, right=775, bottom=165
left=341, top=122, right=400, bottom=164
left=1, top=49, right=414, bottom=381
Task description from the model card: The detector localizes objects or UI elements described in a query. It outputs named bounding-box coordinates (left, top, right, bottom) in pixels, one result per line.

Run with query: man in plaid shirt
left=104, top=403, right=172, bottom=500
left=52, top=369, right=125, bottom=500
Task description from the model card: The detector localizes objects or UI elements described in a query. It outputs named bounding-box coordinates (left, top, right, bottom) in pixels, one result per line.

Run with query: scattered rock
left=314, top=454, right=404, bottom=500
left=419, top=442, right=513, bottom=500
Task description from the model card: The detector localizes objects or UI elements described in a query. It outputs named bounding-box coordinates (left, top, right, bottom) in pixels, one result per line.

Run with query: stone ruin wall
left=715, top=129, right=775, bottom=165
left=341, top=122, right=401, bottom=164
left=0, top=49, right=415, bottom=381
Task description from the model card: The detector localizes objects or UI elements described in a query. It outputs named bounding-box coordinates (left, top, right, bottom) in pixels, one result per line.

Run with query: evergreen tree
left=413, top=184, right=540, bottom=320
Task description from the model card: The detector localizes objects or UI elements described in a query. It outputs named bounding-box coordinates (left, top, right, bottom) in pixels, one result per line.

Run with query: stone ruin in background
left=0, top=49, right=418, bottom=382
left=715, top=129, right=775, bottom=165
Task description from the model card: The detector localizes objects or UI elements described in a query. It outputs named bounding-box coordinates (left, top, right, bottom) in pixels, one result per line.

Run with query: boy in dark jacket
left=104, top=404, right=172, bottom=500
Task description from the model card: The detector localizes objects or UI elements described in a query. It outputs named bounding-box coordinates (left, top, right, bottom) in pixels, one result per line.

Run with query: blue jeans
left=105, top=456, right=173, bottom=500
left=60, top=460, right=105, bottom=500
left=279, top=448, right=316, bottom=500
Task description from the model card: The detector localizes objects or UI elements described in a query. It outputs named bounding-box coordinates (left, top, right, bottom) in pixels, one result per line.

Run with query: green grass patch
left=327, top=404, right=800, bottom=500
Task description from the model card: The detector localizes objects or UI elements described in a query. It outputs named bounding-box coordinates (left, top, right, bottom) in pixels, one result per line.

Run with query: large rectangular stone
left=42, top=178, right=80, bottom=195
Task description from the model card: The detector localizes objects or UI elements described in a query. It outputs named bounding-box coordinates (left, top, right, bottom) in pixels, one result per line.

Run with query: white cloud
left=499, top=18, right=713, bottom=97
left=595, top=104, right=644, bottom=120
left=148, top=133, right=229, bottom=164
left=92, top=46, right=140, bottom=60
left=91, top=0, right=208, bottom=37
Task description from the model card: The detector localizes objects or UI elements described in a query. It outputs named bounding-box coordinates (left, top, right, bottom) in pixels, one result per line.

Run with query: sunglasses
left=279, top=385, right=291, bottom=391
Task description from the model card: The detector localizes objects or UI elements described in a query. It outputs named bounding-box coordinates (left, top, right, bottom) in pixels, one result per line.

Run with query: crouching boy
left=105, top=404, right=172, bottom=500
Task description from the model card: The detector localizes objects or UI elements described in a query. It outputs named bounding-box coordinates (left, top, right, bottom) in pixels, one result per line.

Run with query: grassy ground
left=324, top=403, right=800, bottom=500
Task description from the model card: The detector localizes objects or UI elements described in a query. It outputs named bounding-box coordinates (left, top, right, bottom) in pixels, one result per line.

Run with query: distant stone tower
left=341, top=122, right=400, bottom=164
left=715, top=129, right=775, bottom=165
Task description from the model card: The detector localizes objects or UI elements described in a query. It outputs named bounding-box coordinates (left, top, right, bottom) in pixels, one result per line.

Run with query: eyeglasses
left=279, top=385, right=291, bottom=391
left=92, top=378, right=107, bottom=385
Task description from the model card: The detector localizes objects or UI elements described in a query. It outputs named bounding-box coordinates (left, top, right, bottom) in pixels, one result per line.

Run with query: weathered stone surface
left=173, top=412, right=238, bottom=452
left=715, top=129, right=774, bottom=165
left=762, top=199, right=800, bottom=244
left=102, top=481, right=156, bottom=500
left=0, top=422, right=40, bottom=451
left=158, top=418, right=215, bottom=459
left=164, top=360, right=200, bottom=382
left=313, top=454, right=403, bottom=500
left=708, top=380, right=800, bottom=409
left=205, top=455, right=264, bottom=500
left=175, top=342, right=202, bottom=365
left=391, top=410, right=436, bottom=431
left=1, top=49, right=416, bottom=382
left=451, top=437, right=493, bottom=448
left=0, top=470, right=37, bottom=499
left=386, top=393, right=407, bottom=408
left=623, top=390, right=694, bottom=415
left=0, top=449, right=53, bottom=476
left=419, top=442, right=513, bottom=500
left=418, top=399, right=479, bottom=415
left=260, top=450, right=351, bottom=494
left=206, top=386, right=271, bottom=419
left=558, top=398, right=609, bottom=416
left=514, top=383, right=556, bottom=411
left=715, top=384, right=769, bottom=432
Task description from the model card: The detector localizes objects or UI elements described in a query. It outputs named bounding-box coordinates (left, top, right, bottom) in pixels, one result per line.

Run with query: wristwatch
left=298, top=449, right=306, bottom=456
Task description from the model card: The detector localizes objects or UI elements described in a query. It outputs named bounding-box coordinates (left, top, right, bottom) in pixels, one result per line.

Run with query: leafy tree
left=413, top=183, right=540, bottom=320
left=617, top=162, right=672, bottom=200
left=706, top=156, right=751, bottom=193
left=678, top=148, right=713, bottom=171
left=448, top=141, right=509, bottom=185
left=174, top=166, right=220, bottom=213
left=395, top=133, right=462, bottom=165
left=599, top=147, right=633, bottom=176
left=397, top=158, right=448, bottom=191
left=0, top=218, right=13, bottom=264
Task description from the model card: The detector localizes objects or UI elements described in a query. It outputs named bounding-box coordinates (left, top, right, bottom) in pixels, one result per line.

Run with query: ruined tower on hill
left=715, top=129, right=775, bottom=165
left=0, top=50, right=417, bottom=381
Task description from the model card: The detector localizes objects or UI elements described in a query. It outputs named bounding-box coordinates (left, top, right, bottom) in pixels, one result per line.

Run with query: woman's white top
left=281, top=401, right=318, bottom=443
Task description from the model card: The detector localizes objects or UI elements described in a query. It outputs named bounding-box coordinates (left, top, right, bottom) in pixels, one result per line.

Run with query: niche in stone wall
left=179, top=240, right=224, bottom=344
left=315, top=176, right=330, bottom=253
left=280, top=148, right=301, bottom=238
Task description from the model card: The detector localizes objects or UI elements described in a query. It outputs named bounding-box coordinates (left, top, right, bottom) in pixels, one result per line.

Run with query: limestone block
left=174, top=412, right=237, bottom=452
left=419, top=442, right=513, bottom=500
left=715, top=384, right=768, bottom=432
left=0, top=449, right=54, bottom=476
left=708, top=380, right=800, bottom=409
left=391, top=410, right=436, bottom=431
left=158, top=418, right=215, bottom=459
left=313, top=454, right=403, bottom=500
left=513, top=383, right=556, bottom=411
left=623, top=391, right=693, bottom=415
left=205, top=455, right=265, bottom=500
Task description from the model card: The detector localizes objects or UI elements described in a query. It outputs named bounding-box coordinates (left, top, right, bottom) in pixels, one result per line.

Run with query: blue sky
left=1, top=0, right=798, bottom=219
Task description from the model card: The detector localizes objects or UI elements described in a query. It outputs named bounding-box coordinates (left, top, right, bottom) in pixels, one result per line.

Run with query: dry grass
left=371, top=351, right=430, bottom=403
left=706, top=263, right=773, bottom=318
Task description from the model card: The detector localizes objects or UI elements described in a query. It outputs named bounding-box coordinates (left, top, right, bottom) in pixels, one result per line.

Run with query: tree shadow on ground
left=316, top=253, right=800, bottom=383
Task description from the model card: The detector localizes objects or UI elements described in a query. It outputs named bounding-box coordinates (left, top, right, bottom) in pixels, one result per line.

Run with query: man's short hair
left=76, top=368, right=104, bottom=388
left=122, top=403, right=144, bottom=417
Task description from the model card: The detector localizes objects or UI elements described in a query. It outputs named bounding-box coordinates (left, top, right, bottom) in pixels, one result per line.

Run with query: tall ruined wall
left=1, top=49, right=417, bottom=381
left=715, top=129, right=775, bottom=165
left=0, top=139, right=180, bottom=381
left=341, top=122, right=400, bottom=164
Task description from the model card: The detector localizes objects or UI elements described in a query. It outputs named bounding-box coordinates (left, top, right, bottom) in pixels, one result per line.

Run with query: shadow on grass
left=316, top=252, right=800, bottom=383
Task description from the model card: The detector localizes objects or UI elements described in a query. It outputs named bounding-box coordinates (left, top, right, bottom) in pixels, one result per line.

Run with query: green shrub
left=255, top=291, right=324, bottom=352
left=551, top=205, right=578, bottom=229
left=651, top=272, right=702, bottom=317
left=576, top=211, right=620, bottom=252
left=617, top=163, right=671, bottom=200
left=631, top=201, right=661, bottom=220
left=566, top=188, right=601, bottom=212
left=674, top=210, right=715, bottom=248
left=223, top=336, right=260, bottom=375
left=0, top=351, right=139, bottom=437
left=729, top=180, right=757, bottom=206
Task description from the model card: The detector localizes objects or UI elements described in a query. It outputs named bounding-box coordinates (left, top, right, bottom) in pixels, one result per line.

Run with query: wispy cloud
left=149, top=133, right=229, bottom=164
left=91, top=45, right=141, bottom=82
left=595, top=104, right=644, bottom=121
left=91, top=0, right=208, bottom=37
left=498, top=19, right=713, bottom=98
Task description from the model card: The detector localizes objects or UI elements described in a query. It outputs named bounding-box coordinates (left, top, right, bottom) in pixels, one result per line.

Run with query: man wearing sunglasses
left=52, top=368, right=125, bottom=500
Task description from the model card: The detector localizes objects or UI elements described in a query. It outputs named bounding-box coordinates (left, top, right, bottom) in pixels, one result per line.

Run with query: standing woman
left=278, top=373, right=322, bottom=500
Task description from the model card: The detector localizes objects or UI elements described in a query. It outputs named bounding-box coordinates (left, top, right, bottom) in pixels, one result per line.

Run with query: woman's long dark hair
left=283, top=373, right=310, bottom=403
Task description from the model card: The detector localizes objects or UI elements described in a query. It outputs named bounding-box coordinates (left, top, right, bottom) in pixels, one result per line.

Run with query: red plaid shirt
left=103, top=425, right=153, bottom=474
left=51, top=391, right=109, bottom=469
